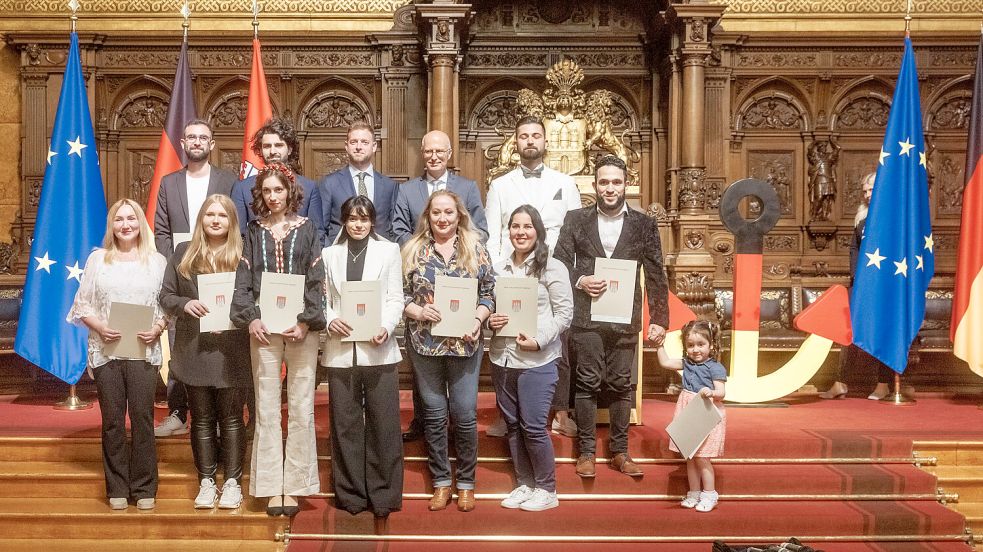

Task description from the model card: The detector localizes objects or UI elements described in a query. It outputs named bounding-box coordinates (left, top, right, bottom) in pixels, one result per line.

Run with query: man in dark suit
left=391, top=129, right=488, bottom=442
left=554, top=155, right=669, bottom=479
left=230, top=117, right=322, bottom=240
left=153, top=118, right=237, bottom=437
left=393, top=130, right=488, bottom=246
left=315, top=121, right=399, bottom=244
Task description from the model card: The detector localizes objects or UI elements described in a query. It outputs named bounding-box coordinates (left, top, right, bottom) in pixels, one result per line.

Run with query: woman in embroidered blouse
left=230, top=162, right=326, bottom=517
left=401, top=190, right=495, bottom=513
left=67, top=198, right=168, bottom=511
left=159, top=194, right=250, bottom=510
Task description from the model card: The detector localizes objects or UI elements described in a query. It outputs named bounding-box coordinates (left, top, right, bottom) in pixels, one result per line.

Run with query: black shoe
left=401, top=420, right=424, bottom=442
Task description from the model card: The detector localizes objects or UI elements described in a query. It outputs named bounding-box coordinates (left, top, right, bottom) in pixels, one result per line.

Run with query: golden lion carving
left=580, top=90, right=640, bottom=182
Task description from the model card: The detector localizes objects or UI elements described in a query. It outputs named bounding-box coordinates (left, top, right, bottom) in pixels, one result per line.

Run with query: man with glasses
left=153, top=118, right=237, bottom=437
left=391, top=129, right=488, bottom=442
left=315, top=121, right=399, bottom=245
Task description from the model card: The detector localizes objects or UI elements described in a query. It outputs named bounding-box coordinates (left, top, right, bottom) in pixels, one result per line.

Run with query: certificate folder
left=590, top=257, right=637, bottom=324
left=665, top=394, right=723, bottom=460
left=431, top=275, right=478, bottom=338
left=494, top=276, right=537, bottom=337
left=197, top=272, right=236, bottom=332
left=259, top=272, right=305, bottom=334
left=340, top=280, right=381, bottom=342
left=104, top=302, right=154, bottom=360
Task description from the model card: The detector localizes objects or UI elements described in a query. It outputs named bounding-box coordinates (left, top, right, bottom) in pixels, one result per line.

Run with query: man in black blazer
left=153, top=118, right=237, bottom=437
left=315, top=121, right=399, bottom=244
left=554, top=155, right=669, bottom=479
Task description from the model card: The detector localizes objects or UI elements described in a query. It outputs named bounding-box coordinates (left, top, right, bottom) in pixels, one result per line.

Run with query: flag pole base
left=881, top=373, right=915, bottom=406
left=54, top=384, right=92, bottom=411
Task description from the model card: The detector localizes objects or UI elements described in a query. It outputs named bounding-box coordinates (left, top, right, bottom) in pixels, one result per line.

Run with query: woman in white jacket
left=321, top=194, right=404, bottom=518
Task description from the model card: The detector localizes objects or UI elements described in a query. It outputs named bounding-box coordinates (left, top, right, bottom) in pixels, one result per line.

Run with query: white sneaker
left=695, top=490, right=718, bottom=512
left=109, top=497, right=128, bottom=510
left=550, top=416, right=577, bottom=437
left=486, top=416, right=507, bottom=437
left=136, top=497, right=156, bottom=510
left=154, top=411, right=189, bottom=437
left=500, top=485, right=534, bottom=509
left=218, top=478, right=243, bottom=509
left=519, top=488, right=558, bottom=511
left=194, top=478, right=218, bottom=509
left=680, top=491, right=701, bottom=508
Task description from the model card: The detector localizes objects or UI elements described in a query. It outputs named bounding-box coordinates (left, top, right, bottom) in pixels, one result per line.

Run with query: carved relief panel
left=747, top=149, right=796, bottom=219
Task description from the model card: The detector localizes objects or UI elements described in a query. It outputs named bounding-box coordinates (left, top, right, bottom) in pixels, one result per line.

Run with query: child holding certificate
left=67, top=199, right=168, bottom=511
left=655, top=319, right=727, bottom=513
left=321, top=195, right=404, bottom=518
left=231, top=163, right=326, bottom=517
left=488, top=205, right=572, bottom=512
left=159, top=194, right=250, bottom=510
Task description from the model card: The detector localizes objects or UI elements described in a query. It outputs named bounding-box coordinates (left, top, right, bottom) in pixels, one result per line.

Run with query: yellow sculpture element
left=727, top=330, right=833, bottom=404
left=483, top=59, right=638, bottom=185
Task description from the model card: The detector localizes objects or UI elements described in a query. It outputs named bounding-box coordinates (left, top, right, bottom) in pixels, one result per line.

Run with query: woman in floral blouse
left=401, top=190, right=495, bottom=513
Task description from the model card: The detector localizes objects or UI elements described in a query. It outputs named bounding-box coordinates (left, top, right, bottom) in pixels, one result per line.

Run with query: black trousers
left=551, top=330, right=573, bottom=410
left=570, top=329, right=636, bottom=456
left=93, top=359, right=159, bottom=500
left=186, top=385, right=247, bottom=482
left=328, top=363, right=403, bottom=515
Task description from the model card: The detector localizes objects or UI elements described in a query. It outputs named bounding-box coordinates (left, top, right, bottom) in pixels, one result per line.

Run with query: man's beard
left=185, top=148, right=209, bottom=162
left=519, top=146, right=543, bottom=162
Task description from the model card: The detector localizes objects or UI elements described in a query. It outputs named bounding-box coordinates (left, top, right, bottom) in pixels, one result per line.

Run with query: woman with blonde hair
left=68, top=198, right=169, bottom=511
left=159, top=193, right=251, bottom=509
left=402, top=190, right=495, bottom=512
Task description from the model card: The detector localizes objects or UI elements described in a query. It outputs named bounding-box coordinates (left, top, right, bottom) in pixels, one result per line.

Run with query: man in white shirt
left=484, top=115, right=582, bottom=438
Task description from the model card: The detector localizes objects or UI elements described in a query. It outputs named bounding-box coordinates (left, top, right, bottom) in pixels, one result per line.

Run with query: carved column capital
left=678, top=167, right=707, bottom=213
left=429, top=53, right=457, bottom=69
left=416, top=2, right=472, bottom=59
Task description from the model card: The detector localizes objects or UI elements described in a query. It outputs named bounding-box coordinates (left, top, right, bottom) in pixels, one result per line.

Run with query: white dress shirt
left=426, top=171, right=447, bottom=196
left=597, top=203, right=628, bottom=258
left=349, top=165, right=375, bottom=201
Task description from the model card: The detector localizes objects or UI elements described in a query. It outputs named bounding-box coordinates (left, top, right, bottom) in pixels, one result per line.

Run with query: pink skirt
left=668, top=389, right=726, bottom=458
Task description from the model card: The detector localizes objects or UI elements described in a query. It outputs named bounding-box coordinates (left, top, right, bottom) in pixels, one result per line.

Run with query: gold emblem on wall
left=483, top=59, right=639, bottom=191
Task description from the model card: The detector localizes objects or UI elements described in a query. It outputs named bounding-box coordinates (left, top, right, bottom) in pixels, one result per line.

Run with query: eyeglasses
left=423, top=148, right=450, bottom=158
left=183, top=134, right=212, bottom=143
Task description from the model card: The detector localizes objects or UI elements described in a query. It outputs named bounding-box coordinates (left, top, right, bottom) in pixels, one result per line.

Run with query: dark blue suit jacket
left=231, top=174, right=320, bottom=239
left=315, top=167, right=398, bottom=245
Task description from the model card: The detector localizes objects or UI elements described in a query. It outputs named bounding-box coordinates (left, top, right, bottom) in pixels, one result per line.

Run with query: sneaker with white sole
left=218, top=478, right=243, bottom=509
left=154, top=411, right=189, bottom=437
left=194, top=478, right=218, bottom=509
left=136, top=497, right=156, bottom=510
left=519, top=488, right=558, bottom=511
left=109, top=497, right=128, bottom=510
left=680, top=490, right=701, bottom=508
left=500, top=485, right=534, bottom=509
left=695, top=490, right=718, bottom=512
left=486, top=416, right=507, bottom=437
left=550, top=416, right=577, bottom=437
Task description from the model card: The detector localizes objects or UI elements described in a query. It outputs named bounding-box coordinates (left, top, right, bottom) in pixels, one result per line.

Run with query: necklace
left=348, top=245, right=368, bottom=262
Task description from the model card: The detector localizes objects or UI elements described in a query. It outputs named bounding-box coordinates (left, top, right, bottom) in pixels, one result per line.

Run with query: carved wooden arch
left=464, top=77, right=538, bottom=121
left=828, top=76, right=893, bottom=133
left=110, top=88, right=171, bottom=132
left=203, top=76, right=282, bottom=131
left=468, top=89, right=521, bottom=135
left=734, top=90, right=809, bottom=132
left=733, top=76, right=813, bottom=129
left=298, top=89, right=373, bottom=133
left=925, top=75, right=973, bottom=133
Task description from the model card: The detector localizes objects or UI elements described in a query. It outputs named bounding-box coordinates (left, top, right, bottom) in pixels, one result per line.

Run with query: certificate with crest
left=590, top=257, right=637, bottom=324
left=104, top=302, right=154, bottom=360
left=665, top=395, right=723, bottom=460
left=259, top=272, right=305, bottom=334
left=340, top=280, right=381, bottom=342
left=494, top=276, right=537, bottom=338
left=431, top=275, right=478, bottom=338
left=197, top=272, right=236, bottom=332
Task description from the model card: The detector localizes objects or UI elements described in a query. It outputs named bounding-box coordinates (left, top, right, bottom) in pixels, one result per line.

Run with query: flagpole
left=69, top=0, right=77, bottom=33
left=181, top=0, right=190, bottom=41
left=904, top=0, right=912, bottom=36
left=55, top=384, right=93, bottom=411
left=252, top=0, right=260, bottom=39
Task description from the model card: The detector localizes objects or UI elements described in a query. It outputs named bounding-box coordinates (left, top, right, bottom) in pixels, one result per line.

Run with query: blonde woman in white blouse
left=68, top=198, right=168, bottom=511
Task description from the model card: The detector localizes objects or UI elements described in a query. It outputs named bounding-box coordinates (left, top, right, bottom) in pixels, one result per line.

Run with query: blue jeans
left=409, top=346, right=481, bottom=490
left=492, top=361, right=558, bottom=492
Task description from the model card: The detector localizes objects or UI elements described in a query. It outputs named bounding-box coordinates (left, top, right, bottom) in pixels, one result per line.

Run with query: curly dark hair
left=680, top=319, right=721, bottom=362
left=595, top=154, right=628, bottom=180
left=250, top=117, right=302, bottom=174
left=250, top=162, right=304, bottom=218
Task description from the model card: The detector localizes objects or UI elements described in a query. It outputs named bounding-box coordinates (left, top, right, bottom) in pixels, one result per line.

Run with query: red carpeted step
left=288, top=498, right=966, bottom=539
left=314, top=460, right=940, bottom=498
left=285, top=540, right=974, bottom=552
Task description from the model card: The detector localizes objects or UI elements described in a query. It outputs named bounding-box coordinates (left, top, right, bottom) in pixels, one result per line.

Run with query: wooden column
left=416, top=1, right=471, bottom=158
left=428, top=54, right=456, bottom=144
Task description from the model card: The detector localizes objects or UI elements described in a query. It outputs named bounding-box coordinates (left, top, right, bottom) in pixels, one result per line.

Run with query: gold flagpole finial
left=68, top=0, right=79, bottom=33
left=252, top=0, right=260, bottom=39
left=181, top=1, right=191, bottom=40
left=904, top=0, right=912, bottom=36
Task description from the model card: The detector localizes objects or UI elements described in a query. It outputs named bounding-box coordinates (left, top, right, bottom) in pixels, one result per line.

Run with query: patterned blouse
left=403, top=237, right=495, bottom=357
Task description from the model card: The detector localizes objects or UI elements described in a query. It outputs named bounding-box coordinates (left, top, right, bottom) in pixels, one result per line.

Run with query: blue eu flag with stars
left=15, top=33, right=108, bottom=384
left=850, top=36, right=935, bottom=374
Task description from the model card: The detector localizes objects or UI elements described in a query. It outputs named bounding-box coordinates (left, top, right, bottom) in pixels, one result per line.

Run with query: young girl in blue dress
left=655, top=319, right=726, bottom=513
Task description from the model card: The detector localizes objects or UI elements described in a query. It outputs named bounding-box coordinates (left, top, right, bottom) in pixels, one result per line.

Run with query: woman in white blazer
left=321, top=195, right=404, bottom=518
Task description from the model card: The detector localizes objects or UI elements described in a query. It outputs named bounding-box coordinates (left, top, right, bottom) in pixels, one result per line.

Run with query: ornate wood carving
left=747, top=151, right=794, bottom=217
left=836, top=97, right=890, bottom=130
left=304, top=94, right=370, bottom=129
left=933, top=151, right=967, bottom=216
left=742, top=97, right=803, bottom=130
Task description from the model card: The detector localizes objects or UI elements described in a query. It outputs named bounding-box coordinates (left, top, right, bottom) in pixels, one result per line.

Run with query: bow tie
left=521, top=166, right=543, bottom=179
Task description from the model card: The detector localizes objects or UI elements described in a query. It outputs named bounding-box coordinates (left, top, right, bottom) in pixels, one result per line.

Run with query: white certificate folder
left=590, top=257, right=637, bottom=324
left=340, top=280, right=381, bottom=342
left=494, top=276, right=537, bottom=338
left=197, top=272, right=236, bottom=332
left=259, top=272, right=305, bottom=334
left=665, top=395, right=723, bottom=460
left=431, top=275, right=478, bottom=338
left=105, top=302, right=154, bottom=360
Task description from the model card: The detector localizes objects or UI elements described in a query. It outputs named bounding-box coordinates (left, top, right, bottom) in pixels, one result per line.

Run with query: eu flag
left=850, top=36, right=935, bottom=374
left=14, top=33, right=108, bottom=384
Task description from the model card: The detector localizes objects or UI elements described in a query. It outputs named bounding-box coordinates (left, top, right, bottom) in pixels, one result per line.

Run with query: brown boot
left=575, top=454, right=596, bottom=478
left=428, top=487, right=451, bottom=511
left=457, top=489, right=475, bottom=512
left=612, top=452, right=643, bottom=477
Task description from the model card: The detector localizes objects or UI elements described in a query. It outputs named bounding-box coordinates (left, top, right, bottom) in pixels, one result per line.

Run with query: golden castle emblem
left=484, top=59, right=640, bottom=187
